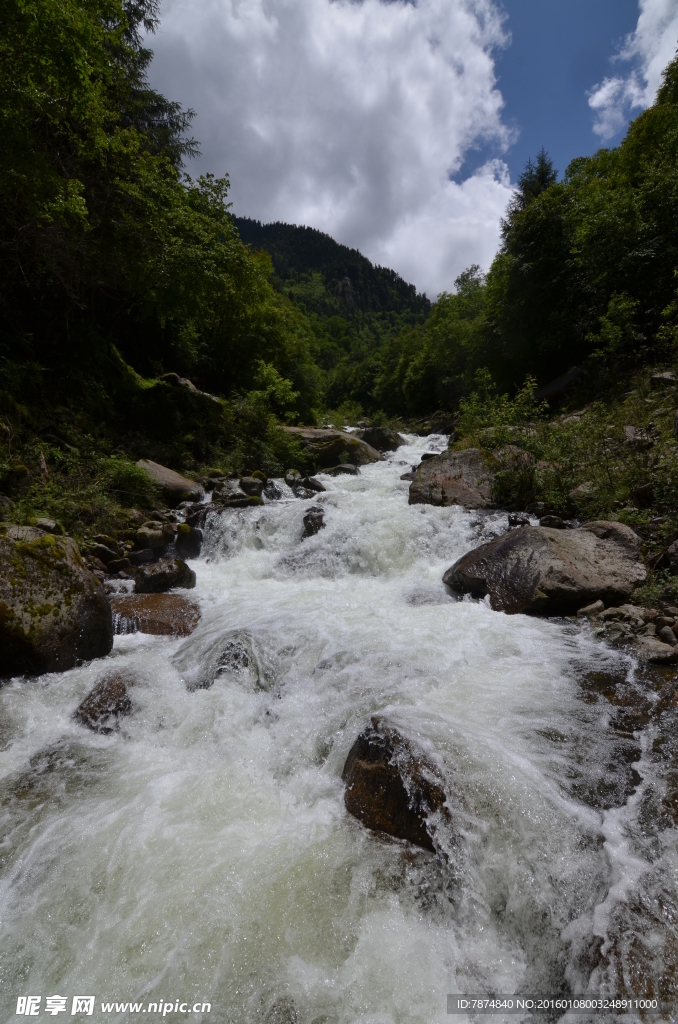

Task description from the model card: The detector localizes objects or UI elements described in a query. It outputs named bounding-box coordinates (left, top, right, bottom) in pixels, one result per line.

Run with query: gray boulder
left=0, top=525, right=113, bottom=676
left=136, top=459, right=204, bottom=507
left=443, top=521, right=646, bottom=615
left=281, top=426, right=382, bottom=469
left=359, top=426, right=405, bottom=452
left=409, top=448, right=496, bottom=508
left=134, top=558, right=196, bottom=594
left=239, top=476, right=264, bottom=497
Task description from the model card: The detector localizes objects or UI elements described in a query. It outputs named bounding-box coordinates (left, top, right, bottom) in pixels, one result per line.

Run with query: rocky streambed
left=0, top=434, right=677, bottom=1020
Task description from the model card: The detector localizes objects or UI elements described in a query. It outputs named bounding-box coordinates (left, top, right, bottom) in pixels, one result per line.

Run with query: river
left=0, top=435, right=677, bottom=1022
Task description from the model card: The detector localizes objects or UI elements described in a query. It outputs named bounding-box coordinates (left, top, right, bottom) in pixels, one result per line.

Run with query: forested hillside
left=3, top=0, right=678, bottom=542
left=232, top=218, right=429, bottom=414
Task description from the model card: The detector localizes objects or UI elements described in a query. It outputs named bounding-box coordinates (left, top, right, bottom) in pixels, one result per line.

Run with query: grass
left=453, top=363, right=678, bottom=570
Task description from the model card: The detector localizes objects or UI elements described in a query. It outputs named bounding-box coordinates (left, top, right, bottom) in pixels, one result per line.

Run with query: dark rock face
left=175, top=524, right=202, bottom=559
left=281, top=426, right=382, bottom=469
left=134, top=558, right=196, bottom=594
left=111, top=593, right=200, bottom=636
left=136, top=459, right=204, bottom=507
left=359, top=426, right=405, bottom=452
left=342, top=718, right=449, bottom=852
left=409, top=449, right=496, bottom=509
left=443, top=521, right=647, bottom=615
left=0, top=525, right=113, bottom=676
left=302, top=506, right=325, bottom=538
left=73, top=672, right=134, bottom=733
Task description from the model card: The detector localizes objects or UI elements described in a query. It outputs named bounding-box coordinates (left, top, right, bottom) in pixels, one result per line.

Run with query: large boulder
left=134, top=558, right=196, bottom=594
left=111, top=593, right=200, bottom=636
left=136, top=460, right=204, bottom=507
left=443, top=521, right=647, bottom=615
left=0, top=525, right=113, bottom=676
left=409, top=449, right=496, bottom=509
left=342, top=718, right=450, bottom=852
left=359, top=426, right=405, bottom=452
left=281, top=427, right=382, bottom=469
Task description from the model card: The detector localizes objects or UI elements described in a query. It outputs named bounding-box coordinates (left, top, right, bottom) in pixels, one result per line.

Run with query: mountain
left=231, top=217, right=429, bottom=318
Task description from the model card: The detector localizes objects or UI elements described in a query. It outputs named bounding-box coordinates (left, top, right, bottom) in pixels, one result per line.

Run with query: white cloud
left=147, top=0, right=513, bottom=295
left=588, top=0, right=678, bottom=141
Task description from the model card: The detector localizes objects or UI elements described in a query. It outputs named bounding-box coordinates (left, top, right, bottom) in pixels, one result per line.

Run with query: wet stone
left=302, top=506, right=325, bottom=538
left=342, top=717, right=450, bottom=853
left=73, top=672, right=134, bottom=733
left=111, top=593, right=200, bottom=636
left=134, top=558, right=196, bottom=594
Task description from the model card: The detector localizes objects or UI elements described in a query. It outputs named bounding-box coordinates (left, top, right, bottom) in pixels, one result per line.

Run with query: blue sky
left=468, top=0, right=640, bottom=183
left=148, top=0, right=678, bottom=295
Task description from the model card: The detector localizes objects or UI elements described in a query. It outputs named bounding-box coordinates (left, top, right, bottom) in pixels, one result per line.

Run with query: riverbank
left=0, top=438, right=677, bottom=1018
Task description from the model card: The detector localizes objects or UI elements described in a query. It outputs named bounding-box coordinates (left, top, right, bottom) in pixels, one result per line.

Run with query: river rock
left=300, top=476, right=326, bottom=493
left=134, top=558, right=196, bottom=594
left=281, top=426, right=382, bottom=469
left=0, top=525, right=113, bottom=676
left=136, top=459, right=204, bottom=507
left=135, top=524, right=171, bottom=550
left=325, top=464, right=360, bottom=476
left=342, top=718, right=450, bottom=852
left=409, top=448, right=496, bottom=508
left=175, top=523, right=202, bottom=559
left=111, top=593, right=200, bottom=636
left=359, top=426, right=405, bottom=452
left=442, top=521, right=646, bottom=615
left=240, top=476, right=264, bottom=497
left=284, top=469, right=302, bottom=487
left=302, top=506, right=325, bottom=538
left=73, top=672, right=134, bottom=733
left=635, top=637, right=678, bottom=664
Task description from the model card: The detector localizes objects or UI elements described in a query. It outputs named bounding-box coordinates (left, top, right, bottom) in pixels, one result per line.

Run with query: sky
left=147, top=0, right=678, bottom=297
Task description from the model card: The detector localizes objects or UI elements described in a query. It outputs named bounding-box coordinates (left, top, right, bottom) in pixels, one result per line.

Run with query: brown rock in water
left=136, top=459, right=204, bottom=507
left=281, top=426, right=382, bottom=469
left=409, top=449, right=496, bottom=509
left=73, top=672, right=134, bottom=733
left=134, top=558, right=196, bottom=593
left=443, top=521, right=646, bottom=615
left=0, top=525, right=113, bottom=676
left=342, top=718, right=449, bottom=852
left=111, top=593, right=200, bottom=636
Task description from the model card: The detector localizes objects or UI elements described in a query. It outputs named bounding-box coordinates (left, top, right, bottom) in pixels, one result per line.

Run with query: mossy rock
left=0, top=525, right=113, bottom=676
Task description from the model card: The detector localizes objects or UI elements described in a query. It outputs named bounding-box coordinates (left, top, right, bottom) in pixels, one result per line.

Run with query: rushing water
left=1, top=436, right=678, bottom=1023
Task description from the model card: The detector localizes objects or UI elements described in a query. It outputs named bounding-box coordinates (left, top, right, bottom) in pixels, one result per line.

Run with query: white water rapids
left=1, top=435, right=677, bottom=1023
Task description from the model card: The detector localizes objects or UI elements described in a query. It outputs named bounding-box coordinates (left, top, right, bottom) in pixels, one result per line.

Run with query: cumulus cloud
left=588, top=0, right=678, bottom=140
left=147, top=0, right=514, bottom=295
